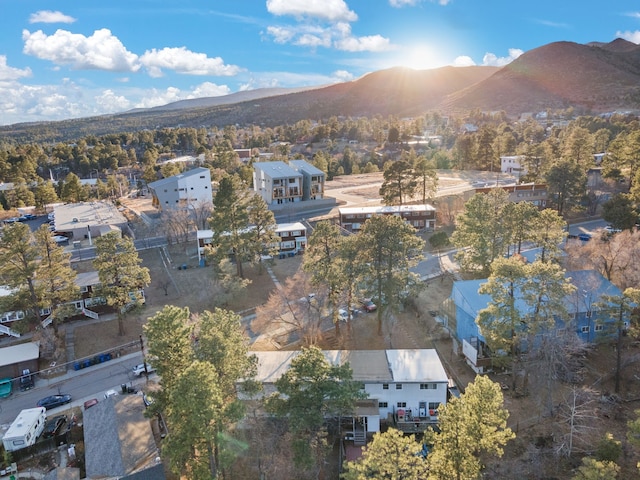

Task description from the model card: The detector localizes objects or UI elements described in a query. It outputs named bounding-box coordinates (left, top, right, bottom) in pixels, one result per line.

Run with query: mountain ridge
left=2, top=38, right=640, bottom=143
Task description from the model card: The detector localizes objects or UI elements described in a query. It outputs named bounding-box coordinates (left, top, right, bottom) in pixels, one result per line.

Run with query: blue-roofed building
left=451, top=270, right=626, bottom=373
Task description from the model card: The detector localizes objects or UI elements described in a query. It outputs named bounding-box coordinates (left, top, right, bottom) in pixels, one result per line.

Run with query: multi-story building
left=252, top=161, right=303, bottom=206
left=0, top=271, right=145, bottom=336
left=247, top=349, right=449, bottom=441
left=338, top=204, right=436, bottom=233
left=472, top=183, right=548, bottom=209
left=451, top=269, right=626, bottom=374
left=196, top=221, right=307, bottom=263
left=288, top=160, right=325, bottom=200
left=148, top=167, right=212, bottom=211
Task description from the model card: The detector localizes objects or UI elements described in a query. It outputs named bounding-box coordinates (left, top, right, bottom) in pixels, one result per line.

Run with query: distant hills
left=2, top=38, right=640, bottom=143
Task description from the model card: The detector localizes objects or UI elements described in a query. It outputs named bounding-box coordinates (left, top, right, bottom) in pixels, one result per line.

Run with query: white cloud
left=335, top=34, right=393, bottom=52
left=267, top=21, right=393, bottom=52
left=332, top=70, right=354, bottom=82
left=29, top=10, right=76, bottom=24
left=616, top=30, right=640, bottom=44
left=266, top=0, right=357, bottom=22
left=95, top=90, right=132, bottom=112
left=453, top=55, right=475, bottom=66
left=140, top=47, right=242, bottom=78
left=189, top=82, right=231, bottom=98
left=0, top=56, right=32, bottom=81
left=482, top=48, right=523, bottom=67
left=22, top=29, right=140, bottom=72
left=266, top=26, right=297, bottom=44
left=389, top=0, right=451, bottom=6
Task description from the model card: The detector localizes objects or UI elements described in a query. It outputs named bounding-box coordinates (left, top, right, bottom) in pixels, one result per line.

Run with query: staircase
left=41, top=315, right=53, bottom=328
left=0, top=324, right=20, bottom=337
left=354, top=428, right=366, bottom=446
left=82, top=308, right=99, bottom=319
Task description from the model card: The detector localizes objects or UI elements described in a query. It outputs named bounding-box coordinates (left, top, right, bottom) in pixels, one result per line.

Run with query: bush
left=595, top=432, right=622, bottom=462
left=428, top=231, right=449, bottom=249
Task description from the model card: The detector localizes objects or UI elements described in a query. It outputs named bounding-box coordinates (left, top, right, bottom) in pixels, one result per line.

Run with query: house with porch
left=338, top=204, right=436, bottom=233
left=248, top=349, right=449, bottom=443
left=0, top=271, right=145, bottom=336
left=196, top=222, right=307, bottom=263
left=451, top=270, right=626, bottom=373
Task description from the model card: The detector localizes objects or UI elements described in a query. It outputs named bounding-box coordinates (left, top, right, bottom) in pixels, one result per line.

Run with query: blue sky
left=1, top=0, right=640, bottom=126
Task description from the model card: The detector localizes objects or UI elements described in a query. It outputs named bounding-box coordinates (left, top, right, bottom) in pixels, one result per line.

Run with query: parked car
left=52, top=235, right=69, bottom=244
left=0, top=378, right=12, bottom=398
left=83, top=398, right=99, bottom=410
left=360, top=299, right=377, bottom=312
left=605, top=225, right=621, bottom=234
left=104, top=389, right=118, bottom=399
left=4, top=217, right=19, bottom=224
left=37, top=394, right=72, bottom=410
left=338, top=308, right=349, bottom=322
left=42, top=415, right=67, bottom=438
left=132, top=362, right=156, bottom=376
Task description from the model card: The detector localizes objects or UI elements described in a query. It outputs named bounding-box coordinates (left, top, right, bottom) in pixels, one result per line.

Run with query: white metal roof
left=251, top=349, right=447, bottom=384
left=339, top=204, right=435, bottom=215
left=0, top=342, right=40, bottom=368
left=3, top=407, right=45, bottom=438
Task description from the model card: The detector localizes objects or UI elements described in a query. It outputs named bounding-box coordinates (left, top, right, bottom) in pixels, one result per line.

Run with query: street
left=0, top=352, right=147, bottom=425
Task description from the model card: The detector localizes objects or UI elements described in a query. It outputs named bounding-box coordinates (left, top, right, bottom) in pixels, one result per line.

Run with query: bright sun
left=394, top=43, right=442, bottom=70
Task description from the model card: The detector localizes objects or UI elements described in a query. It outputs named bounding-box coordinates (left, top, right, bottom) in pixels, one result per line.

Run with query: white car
left=132, top=363, right=156, bottom=376
left=52, top=235, right=69, bottom=244
left=338, top=309, right=349, bottom=322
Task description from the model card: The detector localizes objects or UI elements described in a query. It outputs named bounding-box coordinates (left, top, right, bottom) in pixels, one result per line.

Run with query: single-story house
left=338, top=204, right=436, bottom=233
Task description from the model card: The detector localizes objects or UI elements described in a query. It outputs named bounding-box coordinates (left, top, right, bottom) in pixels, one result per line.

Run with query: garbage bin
left=121, top=384, right=127, bottom=394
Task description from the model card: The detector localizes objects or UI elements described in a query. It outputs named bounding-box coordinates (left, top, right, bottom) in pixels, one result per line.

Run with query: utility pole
left=139, top=334, right=149, bottom=379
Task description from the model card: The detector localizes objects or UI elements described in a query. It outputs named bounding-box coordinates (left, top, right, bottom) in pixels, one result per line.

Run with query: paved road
left=0, top=351, right=147, bottom=425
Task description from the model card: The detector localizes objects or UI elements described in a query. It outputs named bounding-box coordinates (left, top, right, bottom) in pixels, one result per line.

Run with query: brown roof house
left=83, top=394, right=164, bottom=479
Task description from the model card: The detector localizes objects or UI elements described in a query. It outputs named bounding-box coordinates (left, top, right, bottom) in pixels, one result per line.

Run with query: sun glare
left=394, top=43, right=442, bottom=70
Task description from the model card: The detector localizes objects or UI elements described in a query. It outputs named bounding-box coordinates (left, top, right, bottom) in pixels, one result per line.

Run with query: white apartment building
left=148, top=167, right=212, bottom=211
left=252, top=161, right=303, bottom=206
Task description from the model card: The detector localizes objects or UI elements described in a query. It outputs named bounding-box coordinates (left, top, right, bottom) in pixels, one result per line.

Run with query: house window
left=289, top=178, right=296, bottom=183
left=378, top=401, right=388, bottom=408
left=581, top=326, right=590, bottom=333
left=396, top=384, right=403, bottom=390
left=397, top=402, right=406, bottom=408
left=594, top=324, right=604, bottom=332
left=382, top=384, right=389, bottom=390
left=420, top=383, right=436, bottom=390
left=80, top=286, right=89, bottom=293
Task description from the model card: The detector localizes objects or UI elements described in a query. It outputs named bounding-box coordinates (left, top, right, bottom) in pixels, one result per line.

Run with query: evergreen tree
left=93, top=232, right=150, bottom=336
left=342, top=428, right=429, bottom=480
left=33, top=225, right=79, bottom=334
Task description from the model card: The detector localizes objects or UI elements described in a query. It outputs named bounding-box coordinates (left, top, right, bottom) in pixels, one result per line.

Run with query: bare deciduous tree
left=253, top=270, right=325, bottom=346
left=555, top=386, right=601, bottom=457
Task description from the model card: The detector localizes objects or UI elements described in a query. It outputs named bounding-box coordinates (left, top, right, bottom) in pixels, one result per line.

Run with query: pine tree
left=93, top=232, right=150, bottom=336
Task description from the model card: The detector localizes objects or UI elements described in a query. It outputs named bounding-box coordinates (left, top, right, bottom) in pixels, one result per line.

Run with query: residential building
left=148, top=166, right=212, bottom=211
left=500, top=155, right=527, bottom=177
left=83, top=395, right=164, bottom=479
left=252, top=161, right=303, bottom=205
left=0, top=342, right=39, bottom=379
left=248, top=349, right=449, bottom=439
left=289, top=159, right=325, bottom=200
left=274, top=222, right=307, bottom=256
left=472, top=183, right=548, bottom=209
left=52, top=201, right=128, bottom=242
left=450, top=270, right=626, bottom=373
left=338, top=204, right=436, bottom=233
left=0, top=270, right=145, bottom=335
left=196, top=221, right=307, bottom=262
